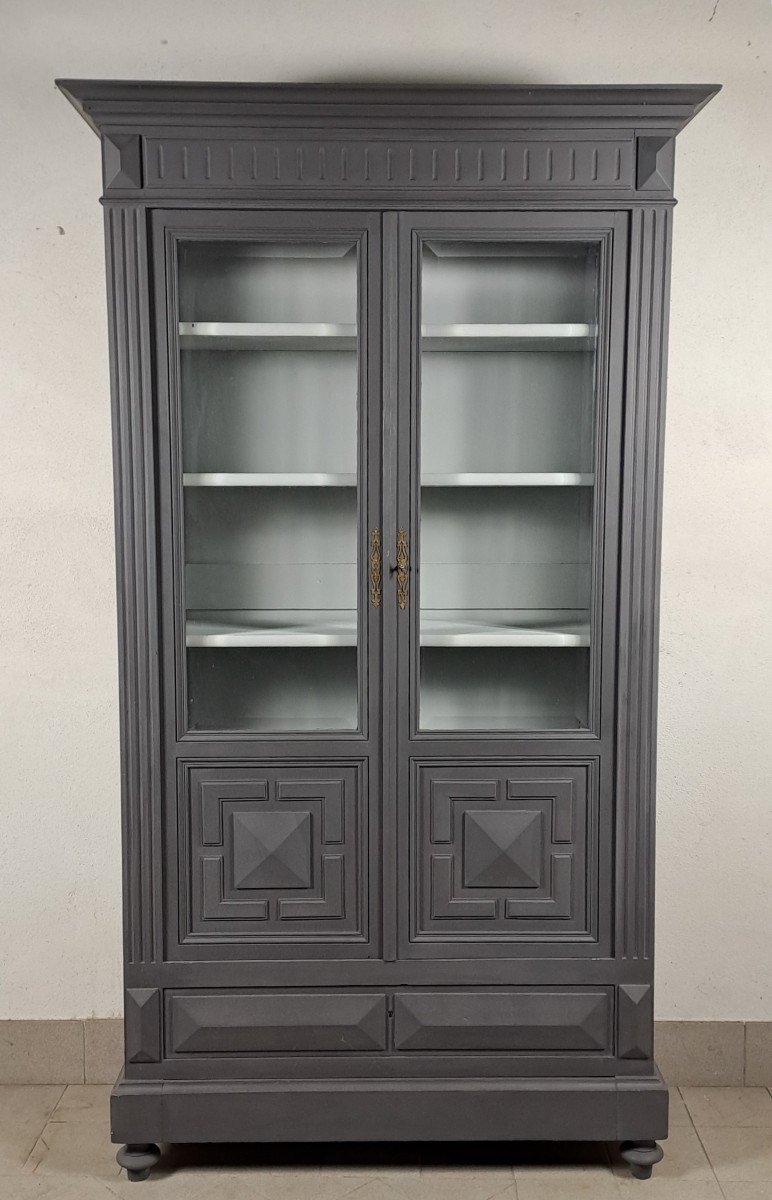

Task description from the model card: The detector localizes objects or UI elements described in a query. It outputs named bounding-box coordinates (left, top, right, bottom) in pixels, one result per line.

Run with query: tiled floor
left=1, top=1085, right=772, bottom=1198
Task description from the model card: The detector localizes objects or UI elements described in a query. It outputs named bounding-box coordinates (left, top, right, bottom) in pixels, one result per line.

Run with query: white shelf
left=421, top=323, right=596, bottom=352
left=187, top=611, right=358, bottom=648
left=179, top=322, right=357, bottom=350
left=183, top=472, right=590, bottom=488
left=183, top=472, right=357, bottom=487
left=422, top=610, right=590, bottom=647
left=422, top=472, right=594, bottom=487
left=186, top=609, right=590, bottom=649
left=177, top=321, right=594, bottom=352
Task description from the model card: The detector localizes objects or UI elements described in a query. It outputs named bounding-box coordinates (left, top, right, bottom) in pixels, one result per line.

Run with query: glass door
left=160, top=213, right=380, bottom=736
left=399, top=213, right=626, bottom=737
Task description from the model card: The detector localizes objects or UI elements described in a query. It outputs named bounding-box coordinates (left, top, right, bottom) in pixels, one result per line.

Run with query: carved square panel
left=180, top=763, right=367, bottom=944
left=411, top=762, right=597, bottom=944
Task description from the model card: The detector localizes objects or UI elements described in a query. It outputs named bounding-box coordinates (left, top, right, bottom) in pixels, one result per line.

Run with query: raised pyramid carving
left=232, top=810, right=312, bottom=890
left=463, top=809, right=543, bottom=889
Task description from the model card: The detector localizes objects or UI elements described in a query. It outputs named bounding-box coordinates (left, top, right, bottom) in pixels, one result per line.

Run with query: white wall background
left=0, top=0, right=770, bottom=1021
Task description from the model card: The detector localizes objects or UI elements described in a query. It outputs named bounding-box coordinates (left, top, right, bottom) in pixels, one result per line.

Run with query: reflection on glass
left=178, top=240, right=360, bottom=731
left=418, top=240, right=599, bottom=731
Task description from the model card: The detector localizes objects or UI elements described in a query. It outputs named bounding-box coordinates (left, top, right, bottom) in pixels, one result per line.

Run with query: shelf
left=186, top=609, right=590, bottom=649
left=422, top=472, right=594, bottom=487
left=178, top=321, right=594, bottom=352
left=184, top=472, right=590, bottom=489
left=183, top=473, right=357, bottom=487
left=179, top=322, right=357, bottom=350
left=187, top=611, right=358, bottom=647
left=422, top=610, right=590, bottom=647
left=421, top=323, right=596, bottom=352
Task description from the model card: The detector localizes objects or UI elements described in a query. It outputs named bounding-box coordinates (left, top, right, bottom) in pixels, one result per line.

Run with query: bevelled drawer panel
left=169, top=991, right=388, bottom=1054
left=394, top=989, right=612, bottom=1052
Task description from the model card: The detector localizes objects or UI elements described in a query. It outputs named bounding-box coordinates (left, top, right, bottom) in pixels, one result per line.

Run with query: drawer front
left=168, top=991, right=388, bottom=1054
left=394, top=989, right=612, bottom=1052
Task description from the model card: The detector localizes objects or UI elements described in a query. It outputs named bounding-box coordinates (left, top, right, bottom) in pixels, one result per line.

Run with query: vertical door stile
left=381, top=211, right=400, bottom=963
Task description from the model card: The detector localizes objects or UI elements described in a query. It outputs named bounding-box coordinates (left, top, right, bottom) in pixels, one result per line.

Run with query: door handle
left=369, top=528, right=382, bottom=607
left=394, top=529, right=409, bottom=610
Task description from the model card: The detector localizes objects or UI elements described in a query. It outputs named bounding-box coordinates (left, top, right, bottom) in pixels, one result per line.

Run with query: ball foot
left=620, top=1140, right=664, bottom=1180
left=116, top=1143, right=161, bottom=1182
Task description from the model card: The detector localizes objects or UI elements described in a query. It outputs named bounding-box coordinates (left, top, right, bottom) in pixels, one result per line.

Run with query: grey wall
left=1, top=0, right=770, bottom=1019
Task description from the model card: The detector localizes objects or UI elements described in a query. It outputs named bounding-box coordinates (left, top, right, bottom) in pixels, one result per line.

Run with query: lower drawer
left=394, top=989, right=612, bottom=1052
left=168, top=991, right=387, bottom=1054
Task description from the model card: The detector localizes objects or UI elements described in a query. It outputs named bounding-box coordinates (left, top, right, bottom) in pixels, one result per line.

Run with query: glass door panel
left=418, top=239, right=600, bottom=732
left=177, top=239, right=361, bottom=732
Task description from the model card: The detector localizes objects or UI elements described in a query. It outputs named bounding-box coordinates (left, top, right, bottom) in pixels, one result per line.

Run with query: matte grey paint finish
left=57, top=81, right=718, bottom=1173
left=168, top=992, right=388, bottom=1054
left=393, top=989, right=612, bottom=1052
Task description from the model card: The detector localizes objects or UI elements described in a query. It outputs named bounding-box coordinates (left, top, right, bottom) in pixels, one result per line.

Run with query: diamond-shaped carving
left=464, top=809, right=543, bottom=889
left=232, top=810, right=311, bottom=890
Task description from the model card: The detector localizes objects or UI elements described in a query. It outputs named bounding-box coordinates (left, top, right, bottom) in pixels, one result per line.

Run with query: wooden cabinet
left=58, top=80, right=718, bottom=1181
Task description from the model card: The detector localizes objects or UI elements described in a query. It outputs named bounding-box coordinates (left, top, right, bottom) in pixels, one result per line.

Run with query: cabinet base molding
left=110, top=1070, right=667, bottom=1145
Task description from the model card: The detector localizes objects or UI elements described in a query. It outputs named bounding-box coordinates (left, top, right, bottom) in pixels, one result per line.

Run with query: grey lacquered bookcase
left=58, top=81, right=718, bottom=1181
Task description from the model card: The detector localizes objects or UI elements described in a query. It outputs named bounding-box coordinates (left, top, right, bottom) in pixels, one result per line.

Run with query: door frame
left=149, top=208, right=384, bottom=964
left=388, top=209, right=630, bottom=962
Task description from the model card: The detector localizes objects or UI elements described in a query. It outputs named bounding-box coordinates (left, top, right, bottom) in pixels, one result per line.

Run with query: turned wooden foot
left=620, top=1140, right=664, bottom=1180
left=116, top=1143, right=161, bottom=1182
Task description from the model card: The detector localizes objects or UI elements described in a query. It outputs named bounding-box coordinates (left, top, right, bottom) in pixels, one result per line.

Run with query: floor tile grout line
left=19, top=1082, right=67, bottom=1173
left=676, top=1085, right=697, bottom=1128
left=689, top=1114, right=725, bottom=1192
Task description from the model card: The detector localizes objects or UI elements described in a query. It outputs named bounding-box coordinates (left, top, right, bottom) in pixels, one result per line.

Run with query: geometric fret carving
left=181, top=763, right=366, bottom=945
left=124, top=987, right=161, bottom=1064
left=413, top=763, right=595, bottom=942
left=617, top=983, right=654, bottom=1060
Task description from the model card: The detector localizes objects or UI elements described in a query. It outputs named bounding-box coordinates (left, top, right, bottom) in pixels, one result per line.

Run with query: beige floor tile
left=670, top=1089, right=694, bottom=1126
left=24, top=1085, right=117, bottom=1180
left=0, top=1173, right=114, bottom=1198
left=720, top=1185, right=772, bottom=1200
left=681, top=1089, right=772, bottom=1129
left=0, top=1087, right=64, bottom=1175
left=403, top=1166, right=516, bottom=1200
left=615, top=1185, right=723, bottom=1199
left=698, top=1127, right=772, bottom=1183
left=338, top=1183, right=417, bottom=1200
left=611, top=1126, right=714, bottom=1183
left=223, top=1165, right=377, bottom=1200
left=514, top=1163, right=619, bottom=1198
